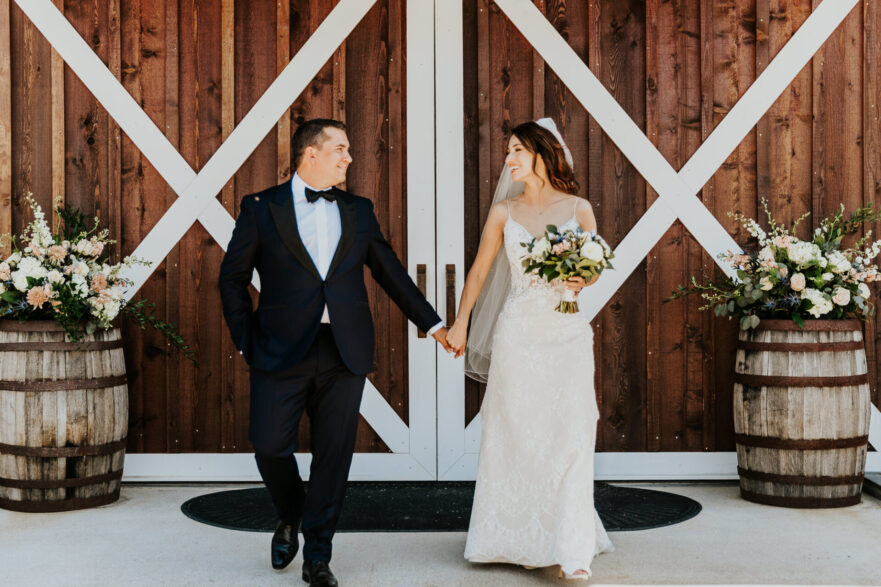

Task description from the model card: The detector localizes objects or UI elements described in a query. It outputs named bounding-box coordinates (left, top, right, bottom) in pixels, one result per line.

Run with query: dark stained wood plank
left=162, top=0, right=183, bottom=452
left=680, top=0, right=705, bottom=452
left=0, top=0, right=11, bottom=253
left=386, top=0, right=407, bottom=424
left=107, top=0, right=122, bottom=262
left=463, top=0, right=484, bottom=425
left=50, top=0, right=64, bottom=232
left=346, top=0, right=394, bottom=452
left=118, top=0, right=148, bottom=452
left=276, top=0, right=291, bottom=183
left=11, top=2, right=53, bottom=233
left=531, top=0, right=546, bottom=120
left=812, top=0, right=862, bottom=222
left=865, top=0, right=881, bottom=411
left=643, top=0, right=662, bottom=452
left=595, top=0, right=647, bottom=451
left=587, top=0, right=604, bottom=448
left=699, top=0, right=716, bottom=451
left=219, top=0, right=236, bottom=452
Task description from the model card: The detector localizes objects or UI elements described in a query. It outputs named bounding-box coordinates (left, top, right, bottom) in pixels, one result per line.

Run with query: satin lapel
left=267, top=183, right=322, bottom=280
left=327, top=190, right=357, bottom=278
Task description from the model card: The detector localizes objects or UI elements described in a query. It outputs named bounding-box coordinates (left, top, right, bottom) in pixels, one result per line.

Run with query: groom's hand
left=432, top=327, right=454, bottom=353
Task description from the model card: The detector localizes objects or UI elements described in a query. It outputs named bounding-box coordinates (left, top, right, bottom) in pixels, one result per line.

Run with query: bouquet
left=0, top=195, right=196, bottom=362
left=520, top=225, right=614, bottom=313
left=668, top=199, right=881, bottom=329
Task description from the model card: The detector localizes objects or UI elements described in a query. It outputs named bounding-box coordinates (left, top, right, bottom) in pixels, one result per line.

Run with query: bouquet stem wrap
left=556, top=286, right=579, bottom=314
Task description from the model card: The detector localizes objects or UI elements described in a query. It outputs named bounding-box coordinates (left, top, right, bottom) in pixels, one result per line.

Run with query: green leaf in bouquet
left=1, top=290, right=19, bottom=302
left=546, top=224, right=559, bottom=234
left=749, top=314, right=760, bottom=329
left=739, top=316, right=750, bottom=330
left=792, top=312, right=805, bottom=328
left=714, top=304, right=726, bottom=317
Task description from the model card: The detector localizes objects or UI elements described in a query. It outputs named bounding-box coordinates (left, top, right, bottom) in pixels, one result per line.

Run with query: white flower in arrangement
left=858, top=283, right=871, bottom=298
left=46, top=269, right=64, bottom=284
left=758, top=246, right=774, bottom=264
left=744, top=218, right=768, bottom=244
left=580, top=241, right=604, bottom=262
left=786, top=241, right=822, bottom=267
left=826, top=250, right=852, bottom=274
left=821, top=272, right=834, bottom=282
left=801, top=287, right=833, bottom=317
left=759, top=276, right=774, bottom=291
left=789, top=272, right=806, bottom=292
left=6, top=252, right=20, bottom=267
left=832, top=287, right=851, bottom=306
left=862, top=240, right=881, bottom=262
left=531, top=237, right=551, bottom=259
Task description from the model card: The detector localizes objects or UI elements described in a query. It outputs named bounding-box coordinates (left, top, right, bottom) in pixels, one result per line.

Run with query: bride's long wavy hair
left=510, top=121, right=580, bottom=195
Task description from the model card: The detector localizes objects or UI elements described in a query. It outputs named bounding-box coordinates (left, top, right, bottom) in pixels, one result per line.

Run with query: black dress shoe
left=270, top=521, right=298, bottom=570
left=302, top=560, right=339, bottom=587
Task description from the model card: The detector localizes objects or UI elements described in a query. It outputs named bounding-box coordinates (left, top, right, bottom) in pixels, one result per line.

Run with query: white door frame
left=16, top=0, right=442, bottom=481
left=434, top=0, right=881, bottom=480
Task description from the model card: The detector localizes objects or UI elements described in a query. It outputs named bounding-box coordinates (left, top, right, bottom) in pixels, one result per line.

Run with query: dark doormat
left=181, top=482, right=700, bottom=533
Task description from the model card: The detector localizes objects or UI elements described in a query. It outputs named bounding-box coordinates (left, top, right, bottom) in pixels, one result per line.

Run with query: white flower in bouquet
left=821, top=272, right=834, bottom=282
left=758, top=246, right=775, bottom=264
left=759, top=276, right=774, bottom=291
left=531, top=237, right=551, bottom=259
left=801, top=287, right=833, bottom=317
left=790, top=272, right=806, bottom=291
left=858, top=283, right=871, bottom=298
left=580, top=241, right=604, bottom=262
left=46, top=269, right=64, bottom=284
left=826, top=250, right=852, bottom=273
left=832, top=287, right=851, bottom=306
left=787, top=241, right=822, bottom=267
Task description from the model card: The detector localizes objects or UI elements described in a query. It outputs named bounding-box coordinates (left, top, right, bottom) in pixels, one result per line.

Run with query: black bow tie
left=305, top=187, right=337, bottom=203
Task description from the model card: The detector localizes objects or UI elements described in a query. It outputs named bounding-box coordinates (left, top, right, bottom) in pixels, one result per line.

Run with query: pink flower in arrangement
left=26, top=286, right=50, bottom=309
left=48, top=245, right=67, bottom=264
left=90, top=273, right=108, bottom=293
left=0, top=262, right=10, bottom=281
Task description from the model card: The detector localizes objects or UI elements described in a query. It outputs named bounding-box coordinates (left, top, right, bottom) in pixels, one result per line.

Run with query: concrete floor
left=2, top=482, right=880, bottom=586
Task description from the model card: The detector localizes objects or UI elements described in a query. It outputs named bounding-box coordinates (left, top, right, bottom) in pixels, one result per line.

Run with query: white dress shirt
left=291, top=173, right=443, bottom=336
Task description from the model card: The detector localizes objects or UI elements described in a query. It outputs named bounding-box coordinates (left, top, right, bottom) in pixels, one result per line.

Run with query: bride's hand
left=565, top=276, right=587, bottom=293
left=447, top=319, right=468, bottom=358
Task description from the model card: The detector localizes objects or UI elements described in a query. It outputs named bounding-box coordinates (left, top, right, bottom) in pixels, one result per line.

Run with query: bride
left=447, top=119, right=613, bottom=580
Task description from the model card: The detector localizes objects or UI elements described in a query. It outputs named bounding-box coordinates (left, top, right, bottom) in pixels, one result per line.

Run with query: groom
left=219, top=119, right=450, bottom=586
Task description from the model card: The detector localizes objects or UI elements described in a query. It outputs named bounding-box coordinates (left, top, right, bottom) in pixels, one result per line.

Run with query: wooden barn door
left=9, top=0, right=443, bottom=481
left=435, top=0, right=881, bottom=480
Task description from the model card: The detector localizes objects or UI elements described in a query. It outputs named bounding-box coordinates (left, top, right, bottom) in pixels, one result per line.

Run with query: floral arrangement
left=668, top=199, right=881, bottom=329
left=521, top=225, right=614, bottom=313
left=0, top=195, right=196, bottom=363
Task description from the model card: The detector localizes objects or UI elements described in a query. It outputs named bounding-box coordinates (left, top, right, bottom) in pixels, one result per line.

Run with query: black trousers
left=249, top=324, right=365, bottom=563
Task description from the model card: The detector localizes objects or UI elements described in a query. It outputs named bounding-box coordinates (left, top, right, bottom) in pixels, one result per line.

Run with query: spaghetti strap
left=506, top=199, right=511, bottom=218
left=573, top=197, right=579, bottom=218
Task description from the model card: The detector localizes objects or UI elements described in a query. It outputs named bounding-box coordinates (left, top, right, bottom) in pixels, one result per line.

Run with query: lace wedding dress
left=464, top=209, right=614, bottom=576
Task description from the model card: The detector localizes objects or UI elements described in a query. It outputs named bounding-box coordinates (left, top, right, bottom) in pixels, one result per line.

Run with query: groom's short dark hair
left=292, top=119, right=347, bottom=169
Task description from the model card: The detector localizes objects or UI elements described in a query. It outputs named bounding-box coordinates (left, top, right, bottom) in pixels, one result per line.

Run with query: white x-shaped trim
left=12, top=0, right=428, bottom=458
left=495, top=0, right=859, bottom=321
left=461, top=0, right=881, bottom=456
left=14, top=0, right=379, bottom=298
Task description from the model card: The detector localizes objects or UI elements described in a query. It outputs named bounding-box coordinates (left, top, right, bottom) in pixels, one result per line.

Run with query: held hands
left=432, top=327, right=454, bottom=354
left=446, top=319, right=468, bottom=358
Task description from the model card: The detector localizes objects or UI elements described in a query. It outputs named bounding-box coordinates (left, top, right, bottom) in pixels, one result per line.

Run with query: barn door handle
left=416, top=264, right=427, bottom=338
left=446, top=265, right=457, bottom=328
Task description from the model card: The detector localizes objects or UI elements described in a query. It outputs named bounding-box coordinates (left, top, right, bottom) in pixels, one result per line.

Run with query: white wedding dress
left=464, top=208, right=614, bottom=576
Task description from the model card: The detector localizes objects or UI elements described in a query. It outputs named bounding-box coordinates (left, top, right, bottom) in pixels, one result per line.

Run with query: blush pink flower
left=90, top=273, right=108, bottom=292
left=48, top=245, right=67, bottom=264
left=26, top=286, right=50, bottom=309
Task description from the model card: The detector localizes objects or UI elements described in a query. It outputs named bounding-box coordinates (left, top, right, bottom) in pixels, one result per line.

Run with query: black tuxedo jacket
left=218, top=180, right=442, bottom=374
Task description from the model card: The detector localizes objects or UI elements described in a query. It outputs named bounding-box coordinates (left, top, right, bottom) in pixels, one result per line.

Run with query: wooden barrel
left=734, top=319, right=870, bottom=508
left=0, top=321, right=128, bottom=512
